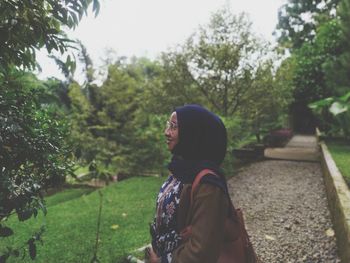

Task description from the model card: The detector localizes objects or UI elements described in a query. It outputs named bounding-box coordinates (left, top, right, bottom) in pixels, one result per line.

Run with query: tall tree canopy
left=158, top=9, right=272, bottom=117
left=275, top=0, right=339, bottom=50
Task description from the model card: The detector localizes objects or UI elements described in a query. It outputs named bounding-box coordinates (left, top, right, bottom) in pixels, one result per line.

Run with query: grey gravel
left=227, top=160, right=341, bottom=263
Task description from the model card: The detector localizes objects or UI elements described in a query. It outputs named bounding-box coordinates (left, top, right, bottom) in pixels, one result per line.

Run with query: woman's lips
left=166, top=138, right=172, bottom=145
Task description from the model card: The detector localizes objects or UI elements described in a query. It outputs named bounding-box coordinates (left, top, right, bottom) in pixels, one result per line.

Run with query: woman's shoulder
left=198, top=173, right=227, bottom=193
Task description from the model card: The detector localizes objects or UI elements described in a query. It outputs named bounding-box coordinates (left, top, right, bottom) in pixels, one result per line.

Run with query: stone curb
left=318, top=140, right=350, bottom=263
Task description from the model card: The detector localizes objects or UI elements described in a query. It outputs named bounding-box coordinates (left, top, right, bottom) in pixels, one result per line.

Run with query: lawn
left=327, top=140, right=350, bottom=187
left=0, top=176, right=164, bottom=263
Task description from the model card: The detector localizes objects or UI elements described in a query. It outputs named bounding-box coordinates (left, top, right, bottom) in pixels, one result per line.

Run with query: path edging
left=318, top=138, right=350, bottom=263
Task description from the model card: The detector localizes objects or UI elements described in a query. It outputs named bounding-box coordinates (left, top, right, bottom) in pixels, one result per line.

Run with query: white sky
left=37, top=0, right=286, bottom=80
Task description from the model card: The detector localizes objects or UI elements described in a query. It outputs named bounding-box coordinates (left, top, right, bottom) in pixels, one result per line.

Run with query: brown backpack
left=180, top=169, right=260, bottom=263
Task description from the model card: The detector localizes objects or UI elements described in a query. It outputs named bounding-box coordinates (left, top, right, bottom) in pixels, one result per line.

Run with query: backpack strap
left=190, top=168, right=217, bottom=204
left=181, top=169, right=218, bottom=241
left=191, top=169, right=239, bottom=219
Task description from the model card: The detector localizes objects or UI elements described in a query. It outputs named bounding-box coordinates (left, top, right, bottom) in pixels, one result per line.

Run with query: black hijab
left=168, top=104, right=227, bottom=184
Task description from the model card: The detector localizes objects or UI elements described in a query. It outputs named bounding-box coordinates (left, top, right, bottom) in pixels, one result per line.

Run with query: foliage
left=316, top=19, right=349, bottom=96
left=90, top=61, right=143, bottom=171
left=309, top=92, right=350, bottom=138
left=301, top=0, right=350, bottom=135
left=41, top=78, right=72, bottom=111
left=0, top=177, right=164, bottom=262
left=0, top=69, right=72, bottom=261
left=0, top=0, right=100, bottom=71
left=66, top=56, right=171, bottom=176
left=337, top=0, right=350, bottom=91
left=0, top=0, right=99, bottom=260
left=292, top=19, right=344, bottom=104
left=240, top=60, right=293, bottom=141
left=149, top=51, right=205, bottom=112
left=184, top=10, right=267, bottom=116
left=68, top=81, right=97, bottom=163
left=128, top=113, right=171, bottom=176
left=64, top=9, right=292, bottom=176
left=286, top=17, right=347, bottom=132
left=274, top=0, right=350, bottom=134
left=275, top=0, right=340, bottom=50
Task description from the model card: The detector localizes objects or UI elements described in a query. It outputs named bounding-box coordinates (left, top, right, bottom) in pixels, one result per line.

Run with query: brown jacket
left=171, top=182, right=229, bottom=263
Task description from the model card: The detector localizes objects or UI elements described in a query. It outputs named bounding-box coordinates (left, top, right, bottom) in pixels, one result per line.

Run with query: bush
left=0, top=69, right=73, bottom=260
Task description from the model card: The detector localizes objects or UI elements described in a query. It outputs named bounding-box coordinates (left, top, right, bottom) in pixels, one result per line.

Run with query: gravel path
left=227, top=160, right=340, bottom=263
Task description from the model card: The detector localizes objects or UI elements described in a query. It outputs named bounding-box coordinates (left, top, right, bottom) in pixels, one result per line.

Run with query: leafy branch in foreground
left=0, top=0, right=100, bottom=71
left=0, top=226, right=45, bottom=262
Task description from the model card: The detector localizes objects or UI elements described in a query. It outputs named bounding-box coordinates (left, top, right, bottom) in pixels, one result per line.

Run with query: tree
left=0, top=0, right=99, bottom=261
left=187, top=10, right=266, bottom=116
left=79, top=59, right=142, bottom=173
left=337, top=0, right=350, bottom=90
left=147, top=50, right=206, bottom=113
left=307, top=0, right=350, bottom=137
left=240, top=60, right=294, bottom=141
left=285, top=17, right=346, bottom=132
left=149, top=8, right=293, bottom=142
left=161, top=9, right=269, bottom=117
left=0, top=70, right=72, bottom=261
left=317, top=19, right=349, bottom=96
left=275, top=0, right=339, bottom=50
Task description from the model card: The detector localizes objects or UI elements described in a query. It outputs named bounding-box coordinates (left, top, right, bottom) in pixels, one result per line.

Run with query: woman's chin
left=167, top=145, right=174, bottom=151
left=167, top=143, right=177, bottom=152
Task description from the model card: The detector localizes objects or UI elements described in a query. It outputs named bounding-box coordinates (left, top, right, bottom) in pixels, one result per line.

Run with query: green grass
left=327, top=140, right=350, bottom=186
left=0, top=176, right=165, bottom=263
left=45, top=187, right=95, bottom=207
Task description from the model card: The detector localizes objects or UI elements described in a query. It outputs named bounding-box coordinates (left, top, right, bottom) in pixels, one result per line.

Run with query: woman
left=147, top=104, right=234, bottom=263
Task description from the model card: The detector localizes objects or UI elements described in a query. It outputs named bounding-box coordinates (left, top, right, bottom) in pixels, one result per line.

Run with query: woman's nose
left=165, top=127, right=171, bottom=136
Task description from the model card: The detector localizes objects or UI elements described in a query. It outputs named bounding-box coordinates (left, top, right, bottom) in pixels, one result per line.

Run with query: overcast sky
left=37, top=0, right=286, bottom=80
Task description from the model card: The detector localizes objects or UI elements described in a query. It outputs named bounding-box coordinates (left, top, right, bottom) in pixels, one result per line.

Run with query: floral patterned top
left=150, top=175, right=184, bottom=263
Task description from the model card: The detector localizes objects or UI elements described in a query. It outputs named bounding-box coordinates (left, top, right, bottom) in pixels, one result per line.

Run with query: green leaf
left=66, top=55, right=71, bottom=64
left=0, top=226, right=14, bottom=237
left=329, top=101, right=348, bottom=116
left=339, top=91, right=350, bottom=102
left=93, top=0, right=100, bottom=17
left=71, top=12, right=79, bottom=25
left=308, top=97, right=333, bottom=109
left=17, top=210, right=33, bottom=221
left=38, top=200, right=47, bottom=216
left=28, top=239, right=36, bottom=260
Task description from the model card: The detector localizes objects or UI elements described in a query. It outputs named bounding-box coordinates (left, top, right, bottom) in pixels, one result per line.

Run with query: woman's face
left=164, top=112, right=179, bottom=151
